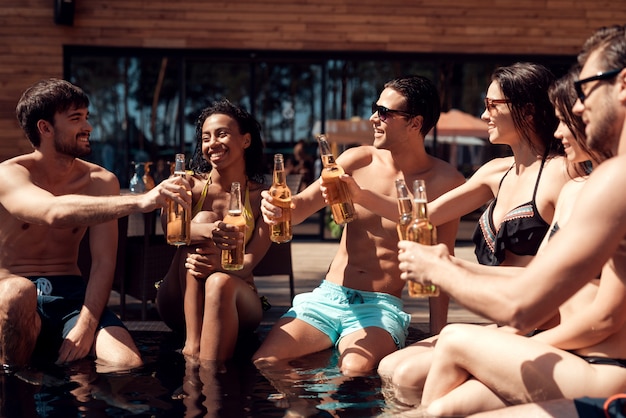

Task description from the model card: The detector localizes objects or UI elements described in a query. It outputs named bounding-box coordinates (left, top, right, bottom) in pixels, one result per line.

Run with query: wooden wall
left=1, top=0, right=625, bottom=162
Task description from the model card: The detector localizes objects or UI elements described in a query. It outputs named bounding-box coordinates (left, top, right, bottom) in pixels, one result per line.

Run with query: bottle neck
left=412, top=199, right=429, bottom=220
left=273, top=157, right=287, bottom=185
left=229, top=186, right=243, bottom=213
left=321, top=154, right=336, bottom=167
left=273, top=169, right=287, bottom=185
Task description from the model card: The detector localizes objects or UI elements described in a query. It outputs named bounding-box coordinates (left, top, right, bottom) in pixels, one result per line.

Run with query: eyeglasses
left=484, top=98, right=511, bottom=112
left=574, top=68, right=623, bottom=103
left=371, top=102, right=413, bottom=122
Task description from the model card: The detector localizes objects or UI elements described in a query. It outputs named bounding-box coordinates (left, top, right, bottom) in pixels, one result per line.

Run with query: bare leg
left=0, top=276, right=40, bottom=367
left=378, top=334, right=439, bottom=379
left=198, top=272, right=262, bottom=362
left=93, top=326, right=142, bottom=372
left=253, top=317, right=333, bottom=366
left=182, top=260, right=204, bottom=357
left=423, top=323, right=626, bottom=416
left=337, top=326, right=398, bottom=376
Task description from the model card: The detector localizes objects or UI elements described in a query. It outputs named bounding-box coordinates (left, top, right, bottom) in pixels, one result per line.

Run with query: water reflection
left=0, top=330, right=421, bottom=417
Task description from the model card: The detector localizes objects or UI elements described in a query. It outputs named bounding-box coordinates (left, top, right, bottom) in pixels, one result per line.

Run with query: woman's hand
left=211, top=221, right=244, bottom=251
left=185, top=242, right=221, bottom=279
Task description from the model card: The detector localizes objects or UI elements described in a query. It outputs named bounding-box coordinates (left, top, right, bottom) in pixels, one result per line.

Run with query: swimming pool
left=1, top=326, right=429, bottom=417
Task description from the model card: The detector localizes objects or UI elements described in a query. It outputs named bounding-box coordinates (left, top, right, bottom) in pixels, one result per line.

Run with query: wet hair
left=15, top=78, right=90, bottom=147
left=384, top=75, right=441, bottom=137
left=578, top=24, right=626, bottom=72
left=548, top=69, right=608, bottom=178
left=491, top=62, right=561, bottom=157
left=190, top=99, right=265, bottom=184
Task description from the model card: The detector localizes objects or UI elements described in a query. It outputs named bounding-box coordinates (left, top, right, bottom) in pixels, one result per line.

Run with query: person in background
left=156, top=99, right=271, bottom=365
left=395, top=24, right=626, bottom=416
left=285, top=139, right=315, bottom=191
left=253, top=75, right=465, bottom=376
left=0, top=78, right=191, bottom=370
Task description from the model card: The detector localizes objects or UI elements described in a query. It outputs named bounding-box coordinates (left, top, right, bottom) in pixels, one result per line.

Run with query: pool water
left=0, top=327, right=425, bottom=417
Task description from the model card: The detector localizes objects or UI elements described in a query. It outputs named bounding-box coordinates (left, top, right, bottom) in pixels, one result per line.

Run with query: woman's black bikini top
left=472, top=156, right=550, bottom=266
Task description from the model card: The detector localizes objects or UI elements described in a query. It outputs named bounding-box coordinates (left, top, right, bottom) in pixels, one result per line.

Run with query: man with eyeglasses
left=253, top=75, right=465, bottom=376
left=394, top=24, right=626, bottom=417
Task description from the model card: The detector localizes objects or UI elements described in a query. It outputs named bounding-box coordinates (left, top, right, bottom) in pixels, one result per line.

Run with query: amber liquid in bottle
left=166, top=154, right=191, bottom=246
left=406, top=180, right=439, bottom=297
left=269, top=154, right=293, bottom=243
left=317, top=134, right=356, bottom=225
left=395, top=178, right=412, bottom=241
left=221, top=182, right=246, bottom=270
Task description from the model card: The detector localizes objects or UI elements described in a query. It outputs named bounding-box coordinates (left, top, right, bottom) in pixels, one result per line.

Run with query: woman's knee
left=436, top=323, right=477, bottom=353
left=204, top=272, right=237, bottom=298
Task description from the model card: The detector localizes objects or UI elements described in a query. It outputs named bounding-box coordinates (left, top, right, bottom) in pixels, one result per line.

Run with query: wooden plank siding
left=0, top=0, right=625, bottom=161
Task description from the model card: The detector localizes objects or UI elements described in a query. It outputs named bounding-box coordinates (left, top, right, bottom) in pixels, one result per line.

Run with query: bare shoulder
left=423, top=156, right=465, bottom=199
left=542, top=155, right=570, bottom=184
left=79, top=159, right=120, bottom=195
left=336, top=145, right=375, bottom=172
left=472, top=156, right=515, bottom=178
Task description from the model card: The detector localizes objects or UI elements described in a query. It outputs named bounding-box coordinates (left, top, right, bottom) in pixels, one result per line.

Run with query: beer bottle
left=317, top=134, right=356, bottom=225
left=221, top=182, right=246, bottom=270
left=166, top=154, right=191, bottom=246
left=406, top=179, right=439, bottom=297
left=395, top=178, right=412, bottom=240
left=269, top=154, right=292, bottom=243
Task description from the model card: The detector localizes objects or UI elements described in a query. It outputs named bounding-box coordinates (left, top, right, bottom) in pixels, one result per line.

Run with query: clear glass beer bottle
left=166, top=154, right=191, bottom=246
left=395, top=178, right=412, bottom=241
left=406, top=179, right=439, bottom=297
left=317, top=134, right=356, bottom=225
left=269, top=154, right=292, bottom=243
left=221, top=182, right=246, bottom=270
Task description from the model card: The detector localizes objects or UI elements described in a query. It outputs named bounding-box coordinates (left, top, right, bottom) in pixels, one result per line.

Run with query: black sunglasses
left=371, top=102, right=413, bottom=122
left=574, top=68, right=623, bottom=103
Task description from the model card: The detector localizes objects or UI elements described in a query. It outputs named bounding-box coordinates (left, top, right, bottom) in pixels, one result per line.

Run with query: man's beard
left=53, top=136, right=91, bottom=158
left=586, top=102, right=618, bottom=158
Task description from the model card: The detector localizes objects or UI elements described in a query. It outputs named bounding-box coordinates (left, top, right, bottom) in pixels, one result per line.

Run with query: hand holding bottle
left=220, top=182, right=246, bottom=270
left=269, top=154, right=292, bottom=243
left=166, top=154, right=192, bottom=246
left=260, top=189, right=294, bottom=226
left=317, top=134, right=356, bottom=225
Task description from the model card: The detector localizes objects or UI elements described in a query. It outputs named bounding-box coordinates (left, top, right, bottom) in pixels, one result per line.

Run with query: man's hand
left=260, top=190, right=294, bottom=225
left=320, top=174, right=362, bottom=205
left=398, top=241, right=450, bottom=286
left=56, top=321, right=96, bottom=365
left=142, top=176, right=192, bottom=213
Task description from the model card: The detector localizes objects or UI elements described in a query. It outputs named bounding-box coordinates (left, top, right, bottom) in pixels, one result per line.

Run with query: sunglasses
left=484, top=98, right=511, bottom=112
left=371, top=102, right=413, bottom=122
left=574, top=68, right=623, bottom=103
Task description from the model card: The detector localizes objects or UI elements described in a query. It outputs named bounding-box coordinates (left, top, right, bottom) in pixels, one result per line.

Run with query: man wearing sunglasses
left=253, top=75, right=465, bottom=376
left=395, top=24, right=626, bottom=417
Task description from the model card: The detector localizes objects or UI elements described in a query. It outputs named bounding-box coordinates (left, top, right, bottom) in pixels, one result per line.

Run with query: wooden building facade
left=1, top=0, right=625, bottom=163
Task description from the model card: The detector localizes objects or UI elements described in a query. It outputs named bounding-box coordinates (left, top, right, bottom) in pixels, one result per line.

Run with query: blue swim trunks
left=283, top=280, right=411, bottom=349
left=29, top=275, right=127, bottom=363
